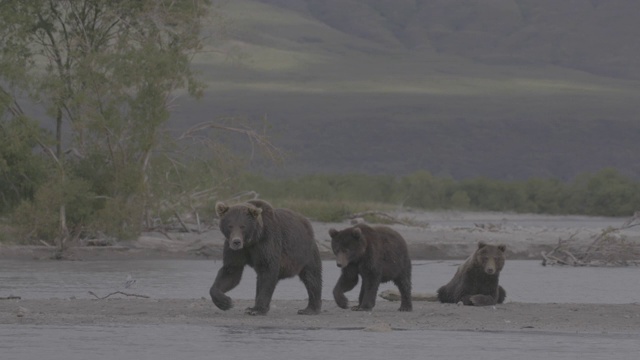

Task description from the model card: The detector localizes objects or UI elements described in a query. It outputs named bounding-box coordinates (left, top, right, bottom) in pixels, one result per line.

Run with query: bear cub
left=329, top=224, right=412, bottom=312
left=209, top=199, right=322, bottom=315
left=437, top=241, right=506, bottom=306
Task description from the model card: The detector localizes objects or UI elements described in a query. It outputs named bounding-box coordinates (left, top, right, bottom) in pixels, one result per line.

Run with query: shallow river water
left=1, top=259, right=639, bottom=303
left=2, top=323, right=638, bottom=360
left=1, top=259, right=639, bottom=359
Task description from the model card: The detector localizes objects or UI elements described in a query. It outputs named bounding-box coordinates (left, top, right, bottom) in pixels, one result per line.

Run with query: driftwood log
left=379, top=289, right=438, bottom=302
left=348, top=211, right=429, bottom=227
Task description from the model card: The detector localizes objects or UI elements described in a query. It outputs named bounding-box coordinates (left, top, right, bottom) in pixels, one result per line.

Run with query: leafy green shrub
left=0, top=116, right=49, bottom=214
left=91, top=197, right=143, bottom=241
left=12, top=175, right=97, bottom=244
left=238, top=168, right=640, bottom=218
left=450, top=190, right=471, bottom=209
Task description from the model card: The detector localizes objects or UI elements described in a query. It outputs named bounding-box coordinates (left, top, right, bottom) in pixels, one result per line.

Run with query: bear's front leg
left=247, top=267, right=279, bottom=315
left=352, top=274, right=380, bottom=311
left=333, top=266, right=359, bottom=309
left=210, top=264, right=245, bottom=310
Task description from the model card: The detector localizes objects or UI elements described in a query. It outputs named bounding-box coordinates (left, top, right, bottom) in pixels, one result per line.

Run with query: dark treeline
left=238, top=168, right=640, bottom=217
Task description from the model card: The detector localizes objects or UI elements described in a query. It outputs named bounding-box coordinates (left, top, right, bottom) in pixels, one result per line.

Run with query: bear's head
left=215, top=201, right=263, bottom=250
left=474, top=241, right=506, bottom=275
left=328, top=226, right=367, bottom=268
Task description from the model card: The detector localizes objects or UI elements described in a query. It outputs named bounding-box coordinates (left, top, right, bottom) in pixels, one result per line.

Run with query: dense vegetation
left=237, top=168, right=640, bottom=222
left=0, top=0, right=246, bottom=245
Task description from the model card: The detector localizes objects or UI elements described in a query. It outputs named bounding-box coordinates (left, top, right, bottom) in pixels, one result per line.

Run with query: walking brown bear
left=329, top=224, right=412, bottom=312
left=209, top=199, right=322, bottom=315
left=437, top=241, right=507, bottom=306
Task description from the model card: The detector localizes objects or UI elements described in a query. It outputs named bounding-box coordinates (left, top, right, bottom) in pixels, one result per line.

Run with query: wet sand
left=2, top=298, right=640, bottom=334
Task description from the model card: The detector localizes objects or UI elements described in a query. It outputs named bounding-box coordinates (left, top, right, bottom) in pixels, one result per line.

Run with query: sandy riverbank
left=2, top=210, right=638, bottom=261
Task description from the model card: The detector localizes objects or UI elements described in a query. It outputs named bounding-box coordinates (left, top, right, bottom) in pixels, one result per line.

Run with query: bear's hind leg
left=468, top=294, right=497, bottom=306
left=436, top=285, right=456, bottom=304
left=497, top=286, right=506, bottom=304
left=393, top=275, right=413, bottom=312
left=297, top=262, right=322, bottom=315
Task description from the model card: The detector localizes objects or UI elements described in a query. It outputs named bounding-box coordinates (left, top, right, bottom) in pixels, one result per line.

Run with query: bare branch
left=178, top=120, right=284, bottom=163
left=540, top=213, right=640, bottom=267
left=88, top=291, right=150, bottom=299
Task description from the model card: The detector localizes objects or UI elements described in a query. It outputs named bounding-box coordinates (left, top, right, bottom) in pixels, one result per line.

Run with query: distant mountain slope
left=173, top=0, right=640, bottom=180
left=257, top=0, right=640, bottom=80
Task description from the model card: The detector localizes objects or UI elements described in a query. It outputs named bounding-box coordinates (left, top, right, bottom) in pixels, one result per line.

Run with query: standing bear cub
left=437, top=241, right=507, bottom=306
left=210, top=199, right=322, bottom=315
left=329, top=224, right=412, bottom=312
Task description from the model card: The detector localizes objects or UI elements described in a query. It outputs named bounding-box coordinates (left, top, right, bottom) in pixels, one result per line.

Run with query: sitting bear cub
left=437, top=241, right=506, bottom=306
left=329, top=224, right=412, bottom=312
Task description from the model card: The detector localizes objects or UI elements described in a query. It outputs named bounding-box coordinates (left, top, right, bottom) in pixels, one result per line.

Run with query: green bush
left=12, top=175, right=97, bottom=244
left=237, top=168, right=640, bottom=218
left=0, top=116, right=49, bottom=214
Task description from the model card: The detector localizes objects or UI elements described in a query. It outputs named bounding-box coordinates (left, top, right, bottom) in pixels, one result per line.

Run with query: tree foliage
left=0, top=114, right=49, bottom=213
left=0, top=0, right=214, bottom=243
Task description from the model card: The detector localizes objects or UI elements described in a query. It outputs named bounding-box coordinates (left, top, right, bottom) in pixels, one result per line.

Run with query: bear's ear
left=215, top=202, right=229, bottom=217
left=477, top=241, right=487, bottom=249
left=248, top=206, right=262, bottom=218
left=352, top=227, right=363, bottom=239
left=498, top=244, right=506, bottom=252
left=329, top=229, right=338, bottom=238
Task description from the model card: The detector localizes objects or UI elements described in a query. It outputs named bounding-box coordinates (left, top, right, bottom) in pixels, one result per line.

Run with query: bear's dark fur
left=329, top=224, right=412, bottom=312
left=437, top=241, right=506, bottom=306
left=209, top=199, right=322, bottom=315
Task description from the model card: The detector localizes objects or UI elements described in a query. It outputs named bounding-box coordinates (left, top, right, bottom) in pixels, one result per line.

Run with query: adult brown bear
left=209, top=200, right=322, bottom=315
left=329, top=224, right=412, bottom=312
left=437, top=241, right=506, bottom=306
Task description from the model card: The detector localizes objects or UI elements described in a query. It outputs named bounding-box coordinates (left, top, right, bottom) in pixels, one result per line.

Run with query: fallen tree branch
left=540, top=213, right=640, bottom=267
left=174, top=211, right=190, bottom=233
left=88, top=291, right=150, bottom=299
left=348, top=211, right=410, bottom=226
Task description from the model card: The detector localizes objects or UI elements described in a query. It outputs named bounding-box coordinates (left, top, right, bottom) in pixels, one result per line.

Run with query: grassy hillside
left=171, top=0, right=640, bottom=180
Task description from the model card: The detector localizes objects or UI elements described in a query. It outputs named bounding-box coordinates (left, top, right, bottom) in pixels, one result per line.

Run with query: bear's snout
left=230, top=238, right=243, bottom=250
left=484, top=259, right=497, bottom=275
left=335, top=253, right=349, bottom=268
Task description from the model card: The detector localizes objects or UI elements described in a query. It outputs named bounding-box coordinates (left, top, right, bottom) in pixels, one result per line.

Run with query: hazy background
left=172, top=0, right=640, bottom=180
